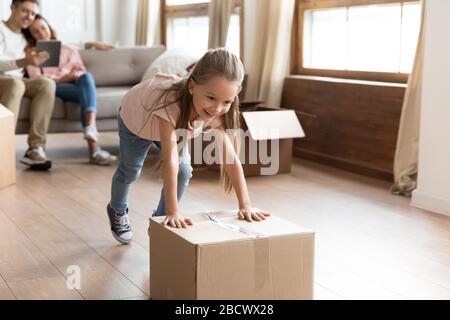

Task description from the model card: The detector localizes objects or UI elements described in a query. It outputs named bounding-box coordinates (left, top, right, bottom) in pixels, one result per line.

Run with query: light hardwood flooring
left=0, top=132, right=449, bottom=300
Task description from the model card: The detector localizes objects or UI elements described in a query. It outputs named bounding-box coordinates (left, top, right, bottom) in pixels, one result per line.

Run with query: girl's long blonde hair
left=156, top=48, right=245, bottom=194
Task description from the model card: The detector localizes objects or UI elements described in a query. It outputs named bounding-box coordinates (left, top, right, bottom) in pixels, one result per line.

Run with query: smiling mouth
left=204, top=109, right=213, bottom=117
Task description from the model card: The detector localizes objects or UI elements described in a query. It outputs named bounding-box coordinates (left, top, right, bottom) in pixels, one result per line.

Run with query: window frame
left=160, top=0, right=244, bottom=60
left=292, top=0, right=421, bottom=83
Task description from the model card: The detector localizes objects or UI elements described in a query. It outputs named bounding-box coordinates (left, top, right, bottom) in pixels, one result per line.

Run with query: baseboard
left=293, top=147, right=394, bottom=181
left=411, top=190, right=450, bottom=217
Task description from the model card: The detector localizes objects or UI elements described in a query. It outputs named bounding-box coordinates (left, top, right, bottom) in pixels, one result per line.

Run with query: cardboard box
left=239, top=106, right=305, bottom=176
left=149, top=211, right=314, bottom=300
left=190, top=106, right=305, bottom=176
left=0, top=105, right=16, bottom=189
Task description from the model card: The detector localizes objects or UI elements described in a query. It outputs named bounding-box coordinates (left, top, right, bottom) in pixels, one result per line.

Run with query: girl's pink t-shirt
left=120, top=73, right=223, bottom=141
left=26, top=43, right=86, bottom=81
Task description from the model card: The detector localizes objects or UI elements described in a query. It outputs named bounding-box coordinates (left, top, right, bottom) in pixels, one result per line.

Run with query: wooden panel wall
left=281, top=75, right=406, bottom=181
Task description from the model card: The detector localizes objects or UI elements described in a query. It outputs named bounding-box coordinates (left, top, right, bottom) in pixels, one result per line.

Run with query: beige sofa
left=15, top=45, right=166, bottom=134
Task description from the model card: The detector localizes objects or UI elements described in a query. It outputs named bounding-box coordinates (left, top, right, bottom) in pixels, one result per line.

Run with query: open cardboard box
left=149, top=211, right=315, bottom=300
left=190, top=106, right=305, bottom=176
left=239, top=106, right=305, bottom=176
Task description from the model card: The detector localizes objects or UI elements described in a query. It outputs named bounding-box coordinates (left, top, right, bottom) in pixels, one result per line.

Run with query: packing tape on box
left=207, top=214, right=271, bottom=293
left=207, top=214, right=267, bottom=238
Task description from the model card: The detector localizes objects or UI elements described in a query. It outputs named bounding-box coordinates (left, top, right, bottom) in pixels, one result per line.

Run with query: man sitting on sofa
left=0, top=0, right=55, bottom=169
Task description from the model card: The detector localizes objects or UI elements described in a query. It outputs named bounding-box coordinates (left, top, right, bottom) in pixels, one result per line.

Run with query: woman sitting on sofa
left=23, top=14, right=116, bottom=166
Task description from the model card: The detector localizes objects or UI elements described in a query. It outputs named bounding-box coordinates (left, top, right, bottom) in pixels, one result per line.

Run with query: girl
left=23, top=14, right=116, bottom=166
left=107, top=48, right=270, bottom=244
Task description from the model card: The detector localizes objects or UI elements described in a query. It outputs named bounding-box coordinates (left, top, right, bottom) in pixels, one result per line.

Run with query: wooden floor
left=0, top=132, right=449, bottom=300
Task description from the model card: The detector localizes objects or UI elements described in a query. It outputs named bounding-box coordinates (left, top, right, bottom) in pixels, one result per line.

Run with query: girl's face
left=189, top=76, right=239, bottom=122
left=29, top=18, right=51, bottom=41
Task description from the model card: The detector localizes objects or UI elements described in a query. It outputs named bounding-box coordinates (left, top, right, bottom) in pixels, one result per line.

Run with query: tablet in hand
left=36, top=40, right=61, bottom=67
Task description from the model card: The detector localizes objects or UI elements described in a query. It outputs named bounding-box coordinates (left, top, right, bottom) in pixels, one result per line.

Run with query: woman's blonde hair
left=157, top=48, right=245, bottom=194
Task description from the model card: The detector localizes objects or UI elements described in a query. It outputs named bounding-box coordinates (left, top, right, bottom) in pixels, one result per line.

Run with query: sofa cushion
left=65, top=86, right=132, bottom=121
left=79, top=46, right=166, bottom=87
left=141, top=48, right=197, bottom=82
left=19, top=97, right=65, bottom=120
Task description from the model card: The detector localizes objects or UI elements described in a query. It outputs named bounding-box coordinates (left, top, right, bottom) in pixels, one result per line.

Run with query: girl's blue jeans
left=109, top=114, right=193, bottom=217
left=55, top=72, right=97, bottom=128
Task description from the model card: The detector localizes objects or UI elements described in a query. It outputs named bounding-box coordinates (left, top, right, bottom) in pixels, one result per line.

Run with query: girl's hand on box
left=164, top=214, right=193, bottom=229
left=238, top=207, right=271, bottom=222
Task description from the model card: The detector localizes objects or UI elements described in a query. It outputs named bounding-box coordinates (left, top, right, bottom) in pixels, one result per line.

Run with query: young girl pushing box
left=108, top=48, right=270, bottom=244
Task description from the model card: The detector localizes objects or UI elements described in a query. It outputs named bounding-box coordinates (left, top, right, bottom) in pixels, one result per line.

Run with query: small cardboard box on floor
left=239, top=106, right=305, bottom=176
left=0, top=105, right=16, bottom=190
left=149, top=211, right=314, bottom=300
left=192, top=106, right=305, bottom=176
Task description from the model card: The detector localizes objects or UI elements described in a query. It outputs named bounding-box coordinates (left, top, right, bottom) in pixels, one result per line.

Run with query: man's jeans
left=55, top=72, right=97, bottom=128
left=110, top=114, right=193, bottom=216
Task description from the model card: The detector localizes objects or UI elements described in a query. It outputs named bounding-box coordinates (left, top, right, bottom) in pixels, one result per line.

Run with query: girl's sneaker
left=84, top=125, right=99, bottom=142
left=90, top=149, right=117, bottom=166
left=107, top=204, right=133, bottom=245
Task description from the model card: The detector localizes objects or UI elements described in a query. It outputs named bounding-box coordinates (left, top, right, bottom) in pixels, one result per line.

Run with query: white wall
left=40, top=0, right=97, bottom=44
left=1, top=0, right=98, bottom=44
left=412, top=0, right=450, bottom=217
left=0, top=0, right=10, bottom=20
left=0, top=0, right=138, bottom=47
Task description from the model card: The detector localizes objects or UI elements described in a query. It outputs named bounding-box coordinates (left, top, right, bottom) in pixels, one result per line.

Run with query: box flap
left=242, top=110, right=305, bottom=140
left=150, top=211, right=313, bottom=245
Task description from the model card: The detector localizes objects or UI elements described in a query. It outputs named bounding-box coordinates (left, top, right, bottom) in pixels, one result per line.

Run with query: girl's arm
left=216, top=126, right=271, bottom=222
left=159, top=119, right=193, bottom=228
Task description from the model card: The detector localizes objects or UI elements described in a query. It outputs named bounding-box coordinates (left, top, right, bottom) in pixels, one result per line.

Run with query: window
left=161, top=0, right=243, bottom=59
left=294, top=0, right=421, bottom=83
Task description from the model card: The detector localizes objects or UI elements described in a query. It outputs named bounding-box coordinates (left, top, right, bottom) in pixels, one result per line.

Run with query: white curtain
left=208, top=0, right=234, bottom=49
left=136, top=0, right=150, bottom=45
left=98, top=0, right=156, bottom=47
left=245, top=0, right=296, bottom=108
left=147, top=0, right=161, bottom=46
left=117, top=0, right=139, bottom=47
left=96, top=0, right=136, bottom=46
left=392, top=0, right=427, bottom=197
